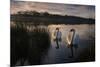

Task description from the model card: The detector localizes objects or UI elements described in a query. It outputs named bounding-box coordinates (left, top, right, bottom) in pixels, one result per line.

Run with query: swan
left=66, top=29, right=75, bottom=47
left=53, top=28, right=62, bottom=41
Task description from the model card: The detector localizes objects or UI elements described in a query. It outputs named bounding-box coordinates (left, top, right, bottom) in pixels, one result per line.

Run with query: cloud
left=11, top=1, right=95, bottom=19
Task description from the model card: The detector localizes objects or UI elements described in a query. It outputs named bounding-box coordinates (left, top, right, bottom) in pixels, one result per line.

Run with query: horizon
left=11, top=1, right=95, bottom=19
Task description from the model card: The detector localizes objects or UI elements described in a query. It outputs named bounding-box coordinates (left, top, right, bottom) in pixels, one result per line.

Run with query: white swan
left=53, top=28, right=62, bottom=41
left=66, top=29, right=75, bottom=47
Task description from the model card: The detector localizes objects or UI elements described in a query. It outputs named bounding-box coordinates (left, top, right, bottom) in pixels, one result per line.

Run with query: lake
left=41, top=24, right=95, bottom=64
left=11, top=22, right=95, bottom=65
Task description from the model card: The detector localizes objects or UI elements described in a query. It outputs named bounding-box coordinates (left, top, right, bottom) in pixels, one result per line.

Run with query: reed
left=11, top=23, right=50, bottom=66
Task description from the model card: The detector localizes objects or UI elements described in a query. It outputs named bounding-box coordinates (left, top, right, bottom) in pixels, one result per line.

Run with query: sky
left=11, top=1, right=95, bottom=19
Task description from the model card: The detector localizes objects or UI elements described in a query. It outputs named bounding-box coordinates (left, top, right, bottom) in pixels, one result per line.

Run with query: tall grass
left=11, top=23, right=50, bottom=66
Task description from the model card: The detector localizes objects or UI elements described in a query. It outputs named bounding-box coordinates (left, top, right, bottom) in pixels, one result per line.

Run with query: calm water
left=11, top=22, right=95, bottom=65
left=41, top=24, right=95, bottom=64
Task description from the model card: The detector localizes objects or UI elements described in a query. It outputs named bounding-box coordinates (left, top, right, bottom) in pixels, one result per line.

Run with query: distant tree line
left=11, top=11, right=95, bottom=25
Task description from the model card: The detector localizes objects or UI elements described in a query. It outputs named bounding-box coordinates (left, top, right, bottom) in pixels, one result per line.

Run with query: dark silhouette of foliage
left=11, top=24, right=50, bottom=66
left=11, top=11, right=95, bottom=25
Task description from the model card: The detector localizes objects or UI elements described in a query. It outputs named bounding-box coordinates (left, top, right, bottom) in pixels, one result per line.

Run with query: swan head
left=70, top=28, right=75, bottom=32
